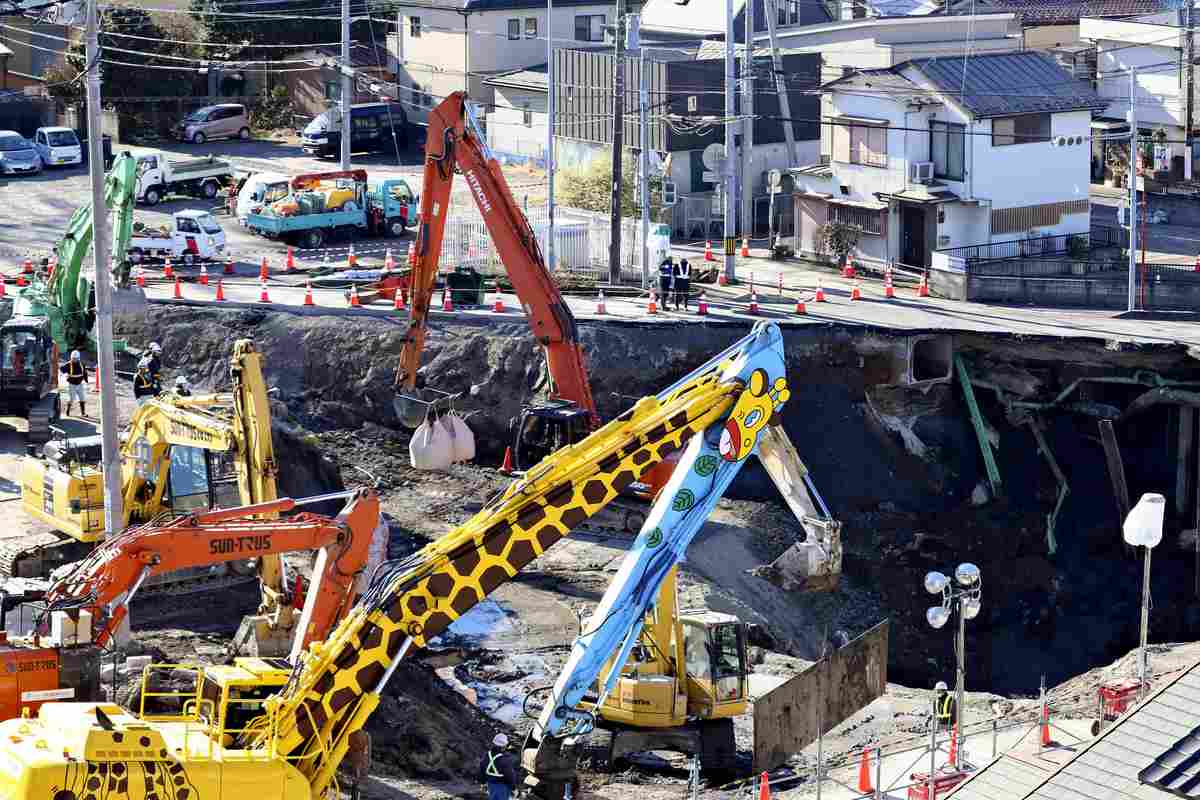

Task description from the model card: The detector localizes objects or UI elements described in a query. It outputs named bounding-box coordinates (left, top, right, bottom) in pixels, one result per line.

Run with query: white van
left=235, top=172, right=291, bottom=223
left=32, top=127, right=82, bottom=167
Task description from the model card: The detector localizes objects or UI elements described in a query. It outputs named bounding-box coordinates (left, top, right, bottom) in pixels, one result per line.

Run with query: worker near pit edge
left=146, top=341, right=163, bottom=385
left=934, top=680, right=956, bottom=732
left=173, top=375, right=192, bottom=397
left=674, top=256, right=691, bottom=311
left=133, top=358, right=158, bottom=406
left=60, top=350, right=89, bottom=417
left=479, top=732, right=520, bottom=800
left=658, top=255, right=674, bottom=306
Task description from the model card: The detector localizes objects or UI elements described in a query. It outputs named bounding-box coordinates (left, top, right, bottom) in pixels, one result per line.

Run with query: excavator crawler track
left=26, top=392, right=59, bottom=447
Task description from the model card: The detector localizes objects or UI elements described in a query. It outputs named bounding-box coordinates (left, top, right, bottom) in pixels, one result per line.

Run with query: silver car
left=172, top=104, right=250, bottom=145
left=0, top=131, right=42, bottom=176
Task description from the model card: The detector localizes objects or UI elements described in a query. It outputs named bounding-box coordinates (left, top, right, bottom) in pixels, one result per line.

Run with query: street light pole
left=339, top=0, right=351, bottom=170
left=546, top=0, right=556, bottom=273
left=926, top=563, right=982, bottom=763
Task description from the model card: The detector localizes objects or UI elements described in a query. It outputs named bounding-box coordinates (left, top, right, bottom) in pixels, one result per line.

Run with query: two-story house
left=390, top=0, right=616, bottom=122
left=790, top=51, right=1107, bottom=269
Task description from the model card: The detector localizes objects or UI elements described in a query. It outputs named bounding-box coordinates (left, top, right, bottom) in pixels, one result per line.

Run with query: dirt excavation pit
left=108, top=305, right=1200, bottom=790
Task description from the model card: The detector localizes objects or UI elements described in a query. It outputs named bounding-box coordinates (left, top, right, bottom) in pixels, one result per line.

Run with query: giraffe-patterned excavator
left=0, top=322, right=835, bottom=800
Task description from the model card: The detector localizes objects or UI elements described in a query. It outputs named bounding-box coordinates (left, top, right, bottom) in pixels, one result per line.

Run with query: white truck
left=134, top=151, right=235, bottom=205
left=127, top=210, right=227, bottom=264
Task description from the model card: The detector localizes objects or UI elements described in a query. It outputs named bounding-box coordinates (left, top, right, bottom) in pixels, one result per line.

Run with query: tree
left=190, top=0, right=339, bottom=49
left=556, top=152, right=664, bottom=220
left=819, top=220, right=861, bottom=267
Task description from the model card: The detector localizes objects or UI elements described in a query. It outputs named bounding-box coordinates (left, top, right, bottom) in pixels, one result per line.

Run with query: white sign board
left=21, top=688, right=75, bottom=702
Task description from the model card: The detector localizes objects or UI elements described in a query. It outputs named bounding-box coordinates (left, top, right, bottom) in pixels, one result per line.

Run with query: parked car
left=134, top=151, right=235, bottom=205
left=0, top=132, right=42, bottom=176
left=32, top=127, right=82, bottom=167
left=301, top=102, right=407, bottom=157
left=172, top=104, right=250, bottom=145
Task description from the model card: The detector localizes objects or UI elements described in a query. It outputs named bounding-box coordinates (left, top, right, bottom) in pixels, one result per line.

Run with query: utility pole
left=84, top=0, right=124, bottom=538
left=546, top=0, right=556, bottom=272
left=634, top=15, right=650, bottom=289
left=340, top=0, right=351, bottom=170
left=607, top=0, right=627, bottom=284
left=1186, top=1, right=1195, bottom=181
left=723, top=0, right=737, bottom=282
left=763, top=0, right=797, bottom=167
left=741, top=0, right=754, bottom=234
left=1128, top=66, right=1138, bottom=312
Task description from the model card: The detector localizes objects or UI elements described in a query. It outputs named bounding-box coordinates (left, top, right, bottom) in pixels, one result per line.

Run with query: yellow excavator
left=0, top=322, right=840, bottom=800
left=12, top=339, right=304, bottom=655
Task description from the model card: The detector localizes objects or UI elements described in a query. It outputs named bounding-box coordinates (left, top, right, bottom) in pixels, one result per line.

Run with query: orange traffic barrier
left=173, top=277, right=183, bottom=299
left=857, top=749, right=873, bottom=794
left=259, top=256, right=269, bottom=281
left=163, top=258, right=174, bottom=279
left=596, top=289, right=606, bottom=315
left=499, top=446, right=514, bottom=475
left=917, top=272, right=930, bottom=298
left=492, top=282, right=505, bottom=313
left=349, top=284, right=361, bottom=307
left=286, top=247, right=296, bottom=272
left=441, top=287, right=453, bottom=312
left=850, top=280, right=862, bottom=301
left=704, top=240, right=714, bottom=262
left=740, top=237, right=749, bottom=257
left=259, top=279, right=271, bottom=304
left=199, top=264, right=209, bottom=286
left=224, top=254, right=234, bottom=275
left=215, top=280, right=226, bottom=301
left=697, top=291, right=708, bottom=316
left=304, top=281, right=315, bottom=306
left=647, top=290, right=658, bottom=315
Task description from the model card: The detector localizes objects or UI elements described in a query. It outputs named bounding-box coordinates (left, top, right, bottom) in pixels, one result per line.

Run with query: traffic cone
left=0, top=276, right=6, bottom=297
left=1194, top=254, right=1199, bottom=273
left=795, top=296, right=806, bottom=315
left=842, top=258, right=856, bottom=279
left=884, top=265, right=895, bottom=299
left=304, top=281, right=315, bottom=306
left=173, top=277, right=182, bottom=299
left=163, top=258, right=174, bottom=279
left=916, top=273, right=930, bottom=298
left=136, top=267, right=145, bottom=288
left=948, top=723, right=959, bottom=766
left=492, top=282, right=505, bottom=313
left=394, top=286, right=406, bottom=311
left=719, top=262, right=729, bottom=286
left=259, top=256, right=269, bottom=281
left=758, top=771, right=770, bottom=800
left=850, top=280, right=862, bottom=301
left=259, top=278, right=271, bottom=304
left=647, top=290, right=658, bottom=315
left=1041, top=703, right=1052, bottom=747
left=596, top=289, right=607, bottom=314
left=22, top=257, right=32, bottom=274
left=215, top=279, right=225, bottom=301
left=815, top=279, right=826, bottom=303
left=500, top=446, right=514, bottom=475
left=224, top=254, right=234, bottom=275
left=777, top=272, right=783, bottom=296
left=704, top=240, right=714, bottom=262
left=384, top=248, right=395, bottom=273
left=349, top=284, right=361, bottom=307
left=441, top=287, right=453, bottom=312
left=740, top=237, right=749, bottom=257
left=286, top=247, right=296, bottom=272
left=748, top=290, right=760, bottom=315
left=199, top=264, right=209, bottom=286
left=857, top=749, right=874, bottom=794
left=347, top=244, right=357, bottom=267
left=16, top=274, right=25, bottom=288
left=697, top=291, right=709, bottom=316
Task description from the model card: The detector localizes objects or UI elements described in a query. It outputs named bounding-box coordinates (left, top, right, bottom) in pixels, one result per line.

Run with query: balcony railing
left=936, top=227, right=1126, bottom=266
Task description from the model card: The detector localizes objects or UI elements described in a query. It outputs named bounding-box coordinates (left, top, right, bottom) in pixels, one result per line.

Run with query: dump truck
left=134, top=150, right=234, bottom=205
left=127, top=210, right=227, bottom=264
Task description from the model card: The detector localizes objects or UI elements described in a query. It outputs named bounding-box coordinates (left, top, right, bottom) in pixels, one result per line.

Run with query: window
left=324, top=81, right=340, bottom=101
left=833, top=119, right=887, bottom=167
left=575, top=14, right=605, bottom=41
left=409, top=16, right=421, bottom=37
left=830, top=202, right=883, bottom=235
left=778, top=1, right=787, bottom=23
left=507, top=18, right=521, bottom=39
left=352, top=113, right=380, bottom=131
left=525, top=17, right=537, bottom=38
left=992, top=113, right=1050, bottom=146
left=522, top=103, right=532, bottom=127
left=929, top=120, right=965, bottom=180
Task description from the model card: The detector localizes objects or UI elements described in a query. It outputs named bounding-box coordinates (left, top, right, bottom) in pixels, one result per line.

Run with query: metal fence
left=936, top=227, right=1125, bottom=266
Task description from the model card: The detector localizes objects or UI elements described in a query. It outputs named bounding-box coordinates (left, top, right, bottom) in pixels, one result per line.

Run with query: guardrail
left=935, top=227, right=1124, bottom=265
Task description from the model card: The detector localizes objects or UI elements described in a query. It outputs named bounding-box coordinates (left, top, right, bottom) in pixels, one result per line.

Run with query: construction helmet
left=138, top=356, right=151, bottom=370
left=492, top=733, right=509, bottom=749
left=935, top=681, right=949, bottom=692
left=70, top=350, right=81, bottom=360
left=149, top=342, right=162, bottom=353
left=175, top=375, right=190, bottom=388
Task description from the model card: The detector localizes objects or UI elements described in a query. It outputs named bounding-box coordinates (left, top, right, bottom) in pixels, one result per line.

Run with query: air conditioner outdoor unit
left=910, top=161, right=934, bottom=184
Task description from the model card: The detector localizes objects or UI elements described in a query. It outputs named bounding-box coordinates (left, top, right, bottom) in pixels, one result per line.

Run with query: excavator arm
left=42, top=491, right=380, bottom=651
left=394, top=92, right=595, bottom=425
left=254, top=323, right=795, bottom=799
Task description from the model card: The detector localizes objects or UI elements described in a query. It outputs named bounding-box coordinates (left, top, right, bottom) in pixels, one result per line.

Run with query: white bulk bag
left=446, top=413, right=475, bottom=462
left=410, top=416, right=454, bottom=470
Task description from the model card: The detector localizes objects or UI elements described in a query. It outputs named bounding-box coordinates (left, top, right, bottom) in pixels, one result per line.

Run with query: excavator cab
left=511, top=401, right=591, bottom=472
left=680, top=612, right=749, bottom=719
left=0, top=317, right=59, bottom=444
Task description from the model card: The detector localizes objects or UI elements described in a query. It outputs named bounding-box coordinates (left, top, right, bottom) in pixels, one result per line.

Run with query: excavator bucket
left=394, top=395, right=428, bottom=429
left=751, top=423, right=843, bottom=592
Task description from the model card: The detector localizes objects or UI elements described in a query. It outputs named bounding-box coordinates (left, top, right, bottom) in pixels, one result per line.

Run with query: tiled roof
left=970, top=0, right=1173, bottom=25
left=906, top=51, right=1108, bottom=118
left=483, top=63, right=548, bottom=91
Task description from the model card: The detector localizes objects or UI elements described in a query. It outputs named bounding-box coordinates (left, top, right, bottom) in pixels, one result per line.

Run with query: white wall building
left=790, top=51, right=1105, bottom=268
left=483, top=64, right=549, bottom=162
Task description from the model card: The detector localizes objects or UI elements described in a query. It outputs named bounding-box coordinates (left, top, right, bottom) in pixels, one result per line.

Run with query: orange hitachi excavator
left=394, top=91, right=676, bottom=494
left=0, top=488, right=382, bottom=721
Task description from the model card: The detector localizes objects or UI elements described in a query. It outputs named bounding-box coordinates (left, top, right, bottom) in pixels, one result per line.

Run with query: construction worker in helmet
left=146, top=342, right=163, bottom=387
left=174, top=375, right=192, bottom=397
left=133, top=357, right=157, bottom=406
left=60, top=350, right=89, bottom=417
left=934, top=680, right=956, bottom=732
left=479, top=732, right=519, bottom=800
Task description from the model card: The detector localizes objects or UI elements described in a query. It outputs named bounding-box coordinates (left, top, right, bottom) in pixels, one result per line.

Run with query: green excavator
left=2, top=151, right=142, bottom=443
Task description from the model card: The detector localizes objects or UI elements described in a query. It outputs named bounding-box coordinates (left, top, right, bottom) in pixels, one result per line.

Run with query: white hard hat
left=149, top=342, right=162, bottom=353
left=70, top=350, right=81, bottom=360
left=175, top=375, right=189, bottom=386
left=492, top=733, right=509, bottom=749
left=138, top=356, right=151, bottom=369
left=935, top=681, right=949, bottom=692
